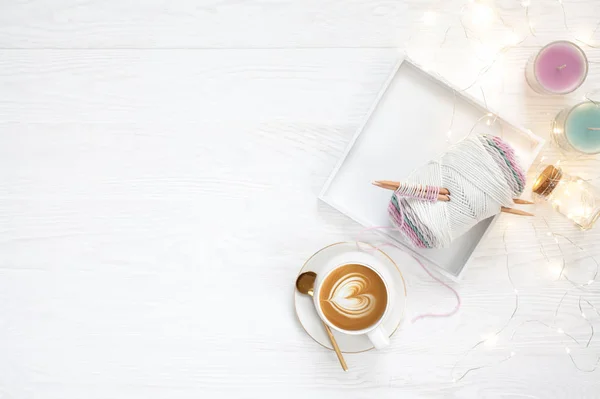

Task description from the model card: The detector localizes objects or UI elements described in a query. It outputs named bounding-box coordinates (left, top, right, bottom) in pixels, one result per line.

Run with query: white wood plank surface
left=2, top=1, right=600, bottom=398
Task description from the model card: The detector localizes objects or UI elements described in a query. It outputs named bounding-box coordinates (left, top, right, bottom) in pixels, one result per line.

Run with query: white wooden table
left=2, top=1, right=600, bottom=397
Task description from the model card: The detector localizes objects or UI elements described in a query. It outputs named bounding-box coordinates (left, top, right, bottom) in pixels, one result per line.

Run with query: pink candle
left=525, top=41, right=588, bottom=95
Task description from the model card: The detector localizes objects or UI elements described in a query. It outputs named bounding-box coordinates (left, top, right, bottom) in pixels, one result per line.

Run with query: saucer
left=294, top=242, right=407, bottom=353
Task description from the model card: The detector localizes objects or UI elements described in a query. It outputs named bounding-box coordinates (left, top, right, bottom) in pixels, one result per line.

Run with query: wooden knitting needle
left=373, top=181, right=534, bottom=206
left=500, top=207, right=534, bottom=217
left=372, top=181, right=534, bottom=216
left=372, top=181, right=450, bottom=201
left=373, top=180, right=450, bottom=195
left=512, top=198, right=535, bottom=205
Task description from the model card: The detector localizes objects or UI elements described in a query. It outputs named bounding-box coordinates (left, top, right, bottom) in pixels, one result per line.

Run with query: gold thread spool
left=532, top=165, right=563, bottom=197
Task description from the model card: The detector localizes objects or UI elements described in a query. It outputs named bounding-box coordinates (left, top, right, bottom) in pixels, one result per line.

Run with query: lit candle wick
left=557, top=64, right=567, bottom=71
left=588, top=127, right=600, bottom=131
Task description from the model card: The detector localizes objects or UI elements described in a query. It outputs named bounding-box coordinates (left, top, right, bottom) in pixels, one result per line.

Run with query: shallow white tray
left=319, top=56, right=545, bottom=280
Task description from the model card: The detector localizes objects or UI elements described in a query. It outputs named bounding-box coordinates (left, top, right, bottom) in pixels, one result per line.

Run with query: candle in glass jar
left=552, top=101, right=600, bottom=154
left=525, top=41, right=588, bottom=95
left=533, top=165, right=600, bottom=230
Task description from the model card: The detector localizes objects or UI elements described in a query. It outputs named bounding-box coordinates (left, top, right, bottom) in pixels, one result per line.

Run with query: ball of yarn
left=388, top=135, right=526, bottom=249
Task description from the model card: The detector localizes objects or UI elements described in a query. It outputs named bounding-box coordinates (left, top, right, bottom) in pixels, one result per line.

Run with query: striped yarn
left=388, top=135, right=526, bottom=249
left=394, top=183, right=441, bottom=201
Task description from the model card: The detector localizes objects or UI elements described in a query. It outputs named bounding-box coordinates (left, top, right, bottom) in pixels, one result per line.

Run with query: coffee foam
left=328, top=273, right=377, bottom=318
left=319, top=264, right=387, bottom=331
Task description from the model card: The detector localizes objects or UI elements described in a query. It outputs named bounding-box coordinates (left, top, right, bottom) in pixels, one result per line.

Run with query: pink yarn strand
left=352, top=226, right=462, bottom=322
left=411, top=256, right=462, bottom=323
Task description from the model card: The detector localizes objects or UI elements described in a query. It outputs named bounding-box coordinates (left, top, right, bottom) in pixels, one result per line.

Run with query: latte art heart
left=327, top=273, right=377, bottom=319
left=319, top=264, right=388, bottom=331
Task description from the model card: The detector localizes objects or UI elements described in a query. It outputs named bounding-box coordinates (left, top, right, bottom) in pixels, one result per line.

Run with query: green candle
left=552, top=102, right=600, bottom=154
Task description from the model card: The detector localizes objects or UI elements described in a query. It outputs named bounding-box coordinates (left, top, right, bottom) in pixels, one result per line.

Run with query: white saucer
left=294, top=242, right=408, bottom=353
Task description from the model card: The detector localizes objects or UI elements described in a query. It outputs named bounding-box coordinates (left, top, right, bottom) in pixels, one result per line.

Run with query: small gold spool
left=532, top=165, right=563, bottom=197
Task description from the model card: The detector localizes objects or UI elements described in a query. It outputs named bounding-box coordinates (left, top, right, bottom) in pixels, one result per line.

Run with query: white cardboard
left=319, top=56, right=545, bottom=280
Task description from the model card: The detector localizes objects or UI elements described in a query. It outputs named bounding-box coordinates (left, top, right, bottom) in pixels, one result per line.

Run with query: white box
left=319, top=56, right=545, bottom=280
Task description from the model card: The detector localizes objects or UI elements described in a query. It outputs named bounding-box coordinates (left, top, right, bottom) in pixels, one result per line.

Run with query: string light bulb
left=471, top=3, right=494, bottom=26
left=423, top=11, right=437, bottom=26
left=506, top=31, right=521, bottom=46
left=475, top=43, right=498, bottom=63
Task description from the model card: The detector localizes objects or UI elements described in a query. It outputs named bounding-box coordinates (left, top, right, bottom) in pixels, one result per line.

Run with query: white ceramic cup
left=312, top=251, right=395, bottom=349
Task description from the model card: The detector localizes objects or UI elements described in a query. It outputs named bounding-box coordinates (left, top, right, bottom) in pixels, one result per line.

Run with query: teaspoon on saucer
left=296, top=271, right=348, bottom=372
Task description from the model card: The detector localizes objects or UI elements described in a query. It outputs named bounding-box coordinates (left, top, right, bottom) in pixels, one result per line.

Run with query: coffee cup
left=312, top=251, right=394, bottom=349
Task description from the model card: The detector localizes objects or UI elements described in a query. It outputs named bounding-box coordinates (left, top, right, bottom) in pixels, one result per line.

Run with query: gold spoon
left=296, top=271, right=348, bottom=371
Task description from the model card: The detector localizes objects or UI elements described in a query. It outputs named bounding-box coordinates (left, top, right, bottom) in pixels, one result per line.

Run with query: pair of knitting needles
left=373, top=180, right=534, bottom=217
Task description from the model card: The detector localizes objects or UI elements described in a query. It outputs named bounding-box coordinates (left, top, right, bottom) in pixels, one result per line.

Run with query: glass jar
left=533, top=165, right=600, bottom=230
left=525, top=41, right=588, bottom=95
left=552, top=101, right=600, bottom=155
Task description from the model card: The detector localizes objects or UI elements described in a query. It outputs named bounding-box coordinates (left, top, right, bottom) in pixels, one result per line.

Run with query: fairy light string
left=401, top=0, right=600, bottom=382
left=450, top=228, right=518, bottom=383
left=451, top=218, right=600, bottom=382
